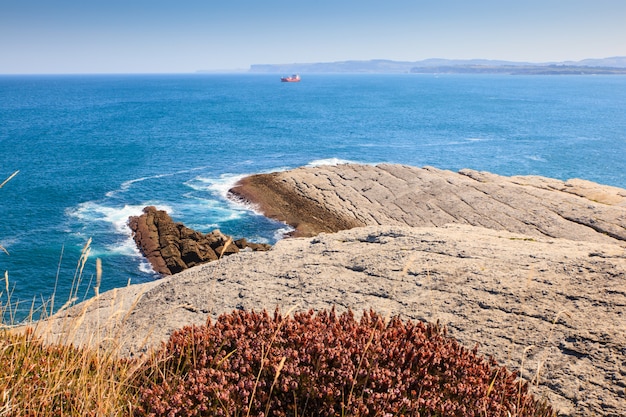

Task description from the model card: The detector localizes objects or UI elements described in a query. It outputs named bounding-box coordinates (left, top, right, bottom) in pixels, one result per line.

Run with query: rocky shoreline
left=228, top=164, right=626, bottom=244
left=228, top=173, right=365, bottom=237
left=45, top=164, right=626, bottom=417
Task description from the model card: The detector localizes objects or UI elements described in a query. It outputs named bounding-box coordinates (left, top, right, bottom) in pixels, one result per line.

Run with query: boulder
left=128, top=206, right=271, bottom=275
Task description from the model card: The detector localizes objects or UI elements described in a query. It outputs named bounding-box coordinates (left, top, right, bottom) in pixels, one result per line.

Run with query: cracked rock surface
left=228, top=164, right=626, bottom=244
left=45, top=164, right=626, bottom=416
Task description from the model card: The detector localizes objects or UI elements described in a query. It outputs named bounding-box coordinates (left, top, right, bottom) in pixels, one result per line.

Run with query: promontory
left=45, top=164, right=626, bottom=417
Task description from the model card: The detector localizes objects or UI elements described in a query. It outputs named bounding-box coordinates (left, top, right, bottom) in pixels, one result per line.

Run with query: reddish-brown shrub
left=135, top=309, right=555, bottom=417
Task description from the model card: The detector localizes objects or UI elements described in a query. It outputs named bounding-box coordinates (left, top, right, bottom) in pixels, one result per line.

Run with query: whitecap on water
left=185, top=173, right=269, bottom=217
left=105, top=166, right=213, bottom=198
left=273, top=225, right=294, bottom=240
left=185, top=173, right=247, bottom=197
left=68, top=202, right=174, bottom=234
left=67, top=202, right=172, bottom=258
left=525, top=155, right=547, bottom=162
left=138, top=259, right=157, bottom=275
left=105, top=175, right=169, bottom=198
left=306, top=158, right=358, bottom=167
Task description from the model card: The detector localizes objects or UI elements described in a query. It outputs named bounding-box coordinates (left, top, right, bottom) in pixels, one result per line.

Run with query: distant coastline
left=409, top=64, right=626, bottom=75
left=246, top=56, right=626, bottom=74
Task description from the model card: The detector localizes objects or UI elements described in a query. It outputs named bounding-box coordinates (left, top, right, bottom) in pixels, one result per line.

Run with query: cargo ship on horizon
left=281, top=74, right=301, bottom=82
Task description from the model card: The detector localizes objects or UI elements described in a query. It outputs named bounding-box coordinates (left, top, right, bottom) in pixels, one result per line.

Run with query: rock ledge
left=228, top=164, right=626, bottom=245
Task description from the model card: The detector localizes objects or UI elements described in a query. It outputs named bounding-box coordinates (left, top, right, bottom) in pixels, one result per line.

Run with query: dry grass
left=0, top=241, right=142, bottom=416
left=0, top=169, right=140, bottom=415
left=0, top=328, right=138, bottom=416
left=1, top=259, right=557, bottom=417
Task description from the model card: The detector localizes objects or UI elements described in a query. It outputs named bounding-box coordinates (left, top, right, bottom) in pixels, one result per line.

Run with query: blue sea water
left=1, top=73, right=625, bottom=320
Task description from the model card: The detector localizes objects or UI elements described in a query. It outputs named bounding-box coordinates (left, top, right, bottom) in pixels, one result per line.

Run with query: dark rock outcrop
left=228, top=173, right=366, bottom=237
left=128, top=206, right=271, bottom=275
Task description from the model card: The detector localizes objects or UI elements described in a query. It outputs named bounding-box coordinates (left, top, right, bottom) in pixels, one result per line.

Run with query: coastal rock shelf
left=228, top=163, right=626, bottom=244
left=49, top=224, right=626, bottom=416
left=47, top=164, right=626, bottom=417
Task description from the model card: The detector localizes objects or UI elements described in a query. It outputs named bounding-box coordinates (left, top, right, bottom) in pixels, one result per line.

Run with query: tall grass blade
left=0, top=171, right=19, bottom=190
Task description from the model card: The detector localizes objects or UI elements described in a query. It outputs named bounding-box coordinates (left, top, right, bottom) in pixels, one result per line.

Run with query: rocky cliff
left=46, top=164, right=626, bottom=417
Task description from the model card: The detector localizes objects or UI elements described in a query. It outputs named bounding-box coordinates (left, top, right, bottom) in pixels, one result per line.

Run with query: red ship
left=281, top=74, right=301, bottom=82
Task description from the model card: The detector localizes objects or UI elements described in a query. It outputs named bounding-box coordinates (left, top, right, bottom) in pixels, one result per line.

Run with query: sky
left=1, top=0, right=625, bottom=74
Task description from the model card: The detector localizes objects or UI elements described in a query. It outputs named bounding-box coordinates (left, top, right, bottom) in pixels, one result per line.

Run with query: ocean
left=1, top=73, right=625, bottom=321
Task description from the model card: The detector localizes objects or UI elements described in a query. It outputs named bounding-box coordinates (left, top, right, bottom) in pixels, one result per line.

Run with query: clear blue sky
left=1, top=0, right=625, bottom=74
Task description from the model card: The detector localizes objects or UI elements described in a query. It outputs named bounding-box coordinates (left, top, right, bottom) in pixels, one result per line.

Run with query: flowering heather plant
left=135, top=309, right=555, bottom=417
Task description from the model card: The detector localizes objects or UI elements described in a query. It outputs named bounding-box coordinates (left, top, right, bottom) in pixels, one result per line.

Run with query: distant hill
left=248, top=57, right=626, bottom=74
left=410, top=64, right=626, bottom=75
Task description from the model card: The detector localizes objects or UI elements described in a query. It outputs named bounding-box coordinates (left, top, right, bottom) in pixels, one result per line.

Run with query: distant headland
left=246, top=57, right=626, bottom=75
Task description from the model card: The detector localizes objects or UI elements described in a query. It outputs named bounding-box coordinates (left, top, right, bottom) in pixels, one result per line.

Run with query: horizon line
left=3, top=56, right=626, bottom=76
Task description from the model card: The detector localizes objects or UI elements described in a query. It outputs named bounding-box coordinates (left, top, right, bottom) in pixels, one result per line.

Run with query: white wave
left=113, top=237, right=158, bottom=276
left=525, top=155, right=547, bottom=162
left=106, top=166, right=212, bottom=198
left=105, top=176, right=159, bottom=198
left=306, top=158, right=358, bottom=167
left=181, top=192, right=235, bottom=210
left=138, top=259, right=157, bottom=275
left=273, top=225, right=294, bottom=241
left=185, top=173, right=248, bottom=198
left=229, top=196, right=264, bottom=216
left=104, top=236, right=142, bottom=257
left=68, top=202, right=174, bottom=234
left=186, top=223, right=220, bottom=231
left=67, top=201, right=166, bottom=276
left=182, top=180, right=251, bottom=222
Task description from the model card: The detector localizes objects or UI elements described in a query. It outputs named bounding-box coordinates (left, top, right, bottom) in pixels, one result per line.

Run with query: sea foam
left=306, top=158, right=358, bottom=167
